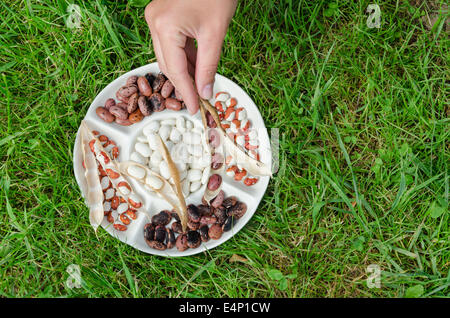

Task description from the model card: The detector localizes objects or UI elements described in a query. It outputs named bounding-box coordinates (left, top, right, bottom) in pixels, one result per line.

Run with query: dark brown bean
left=127, top=93, right=139, bottom=113
left=188, top=220, right=200, bottom=231
left=198, top=204, right=212, bottom=216
left=187, top=204, right=201, bottom=223
left=227, top=201, right=247, bottom=219
left=129, top=108, right=144, bottom=123
left=126, top=75, right=138, bottom=86
left=223, top=216, right=238, bottom=232
left=211, top=152, right=224, bottom=170
left=152, top=73, right=165, bottom=92
left=160, top=80, right=174, bottom=98
left=171, top=221, right=183, bottom=234
left=223, top=196, right=238, bottom=209
left=118, top=85, right=138, bottom=98
left=186, top=230, right=201, bottom=248
left=104, top=98, right=116, bottom=110
left=199, top=225, right=210, bottom=242
left=154, top=225, right=167, bottom=243
left=137, top=76, right=152, bottom=96
left=206, top=111, right=217, bottom=128
left=145, top=240, right=167, bottom=250
left=207, top=174, right=222, bottom=191
left=115, top=117, right=133, bottom=126
left=210, top=190, right=225, bottom=208
left=151, top=210, right=172, bottom=226
left=149, top=93, right=165, bottom=112
left=143, top=223, right=155, bottom=241
left=96, top=107, right=115, bottom=123
left=176, top=234, right=189, bottom=251
left=166, top=228, right=176, bottom=249
left=145, top=73, right=155, bottom=86
left=214, top=207, right=227, bottom=225
left=170, top=210, right=180, bottom=222
left=138, top=95, right=153, bottom=116
left=109, top=105, right=128, bottom=120
left=200, top=215, right=217, bottom=225
left=208, top=224, right=223, bottom=240
left=164, top=98, right=181, bottom=111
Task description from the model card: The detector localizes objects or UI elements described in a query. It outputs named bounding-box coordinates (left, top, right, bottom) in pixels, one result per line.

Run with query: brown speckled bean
left=210, top=190, right=225, bottom=208
left=207, top=174, right=222, bottom=191
left=104, top=98, right=116, bottom=110
left=118, top=85, right=138, bottom=98
left=152, top=73, right=166, bottom=92
left=109, top=105, right=128, bottom=120
left=164, top=98, right=181, bottom=111
left=160, top=80, right=174, bottom=98
left=138, top=95, right=153, bottom=116
left=116, top=102, right=128, bottom=110
left=129, top=108, right=143, bottom=123
left=149, top=93, right=165, bottom=112
left=96, top=107, right=115, bottom=123
left=176, top=234, right=189, bottom=251
left=137, top=76, right=152, bottom=96
left=211, top=152, right=224, bottom=170
left=126, top=75, right=138, bottom=86
left=127, top=93, right=139, bottom=113
left=115, top=117, right=133, bottom=126
left=208, top=224, right=223, bottom=240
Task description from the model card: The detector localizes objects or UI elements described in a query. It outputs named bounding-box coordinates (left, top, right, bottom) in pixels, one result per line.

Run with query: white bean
left=103, top=201, right=111, bottom=212
left=176, top=117, right=185, bottom=133
left=216, top=92, right=230, bottom=102
left=159, top=161, right=170, bottom=179
left=186, top=120, right=193, bottom=130
left=135, top=142, right=151, bottom=158
left=143, top=121, right=160, bottom=136
left=137, top=135, right=148, bottom=143
left=187, top=169, right=202, bottom=182
left=169, top=127, right=181, bottom=143
left=150, top=152, right=162, bottom=168
left=130, top=151, right=147, bottom=165
left=147, top=134, right=159, bottom=150
left=190, top=181, right=202, bottom=192
left=127, top=165, right=146, bottom=180
left=104, top=188, right=115, bottom=200
left=181, top=181, right=190, bottom=197
left=160, top=119, right=176, bottom=126
left=145, top=175, right=163, bottom=190
left=201, top=166, right=210, bottom=184
left=159, top=125, right=171, bottom=141
left=101, top=176, right=110, bottom=190
left=117, top=203, right=128, bottom=214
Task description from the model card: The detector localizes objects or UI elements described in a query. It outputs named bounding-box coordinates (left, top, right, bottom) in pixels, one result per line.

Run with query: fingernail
left=201, top=84, right=213, bottom=100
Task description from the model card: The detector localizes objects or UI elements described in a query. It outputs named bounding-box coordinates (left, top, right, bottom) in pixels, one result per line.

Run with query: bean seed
left=137, top=76, right=152, bottom=96
left=187, top=204, right=201, bottom=222
left=144, top=223, right=155, bottom=241
left=146, top=240, right=166, bottom=250
left=151, top=210, right=171, bottom=226
left=127, top=93, right=139, bottom=113
left=208, top=224, right=223, bottom=240
left=152, top=73, right=165, bottom=92
left=118, top=85, right=138, bottom=98
left=165, top=98, right=181, bottom=111
left=166, top=228, right=176, bottom=249
left=154, top=225, right=167, bottom=243
left=160, top=80, right=174, bottom=98
left=104, top=98, right=116, bottom=110
left=210, top=190, right=225, bottom=208
left=176, top=234, right=188, bottom=251
left=207, top=174, right=222, bottom=191
left=109, top=106, right=128, bottom=120
left=227, top=201, right=247, bottom=219
left=96, top=107, right=115, bottom=123
left=171, top=221, right=183, bottom=234
left=199, top=225, right=210, bottom=242
left=126, top=75, right=138, bottom=86
left=115, top=117, right=133, bottom=126
left=149, top=93, right=165, bottom=112
left=186, top=230, right=201, bottom=248
left=129, top=108, right=144, bottom=123
left=138, top=95, right=153, bottom=116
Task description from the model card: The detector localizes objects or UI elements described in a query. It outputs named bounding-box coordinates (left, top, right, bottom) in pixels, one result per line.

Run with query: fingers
left=159, top=32, right=199, bottom=114
left=145, top=4, right=167, bottom=74
left=195, top=31, right=224, bottom=100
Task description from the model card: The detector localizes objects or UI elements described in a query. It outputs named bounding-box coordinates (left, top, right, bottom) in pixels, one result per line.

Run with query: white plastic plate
left=73, top=63, right=272, bottom=256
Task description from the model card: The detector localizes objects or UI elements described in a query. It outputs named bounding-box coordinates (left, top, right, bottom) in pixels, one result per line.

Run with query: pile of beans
left=212, top=92, right=260, bottom=186
left=143, top=191, right=247, bottom=251
left=96, top=73, right=184, bottom=126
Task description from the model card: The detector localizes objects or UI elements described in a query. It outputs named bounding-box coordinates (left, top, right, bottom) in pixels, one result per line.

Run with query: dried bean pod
left=137, top=76, right=152, bottom=96
left=138, top=95, right=153, bottom=116
left=96, top=107, right=115, bottom=123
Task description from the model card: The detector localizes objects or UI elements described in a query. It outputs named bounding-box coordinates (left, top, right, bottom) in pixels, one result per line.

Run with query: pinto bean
left=104, top=98, right=116, bottom=110
left=96, top=107, right=115, bottom=123
left=126, top=75, right=138, bottom=86
left=115, top=117, right=133, bottom=126
left=127, top=92, right=139, bottom=113
left=164, top=98, right=181, bottom=111
left=118, top=85, right=138, bottom=98
left=210, top=190, right=225, bottom=208
left=152, top=73, right=166, bottom=92
left=138, top=95, right=153, bottom=116
left=116, top=90, right=129, bottom=103
left=109, top=105, right=128, bottom=120
left=116, top=102, right=128, bottom=111
left=149, top=93, right=165, bottom=112
left=137, top=76, right=152, bottom=96
left=160, top=80, right=174, bottom=98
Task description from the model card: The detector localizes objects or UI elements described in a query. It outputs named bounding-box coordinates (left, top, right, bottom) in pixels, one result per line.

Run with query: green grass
left=0, top=0, right=448, bottom=297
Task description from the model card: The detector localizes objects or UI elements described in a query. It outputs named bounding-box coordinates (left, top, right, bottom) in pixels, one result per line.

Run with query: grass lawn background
left=0, top=0, right=448, bottom=297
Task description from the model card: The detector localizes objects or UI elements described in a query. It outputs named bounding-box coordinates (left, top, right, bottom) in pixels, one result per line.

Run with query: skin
left=145, top=0, right=238, bottom=114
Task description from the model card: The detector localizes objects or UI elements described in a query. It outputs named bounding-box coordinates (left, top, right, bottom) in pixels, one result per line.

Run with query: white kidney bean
left=159, top=125, right=171, bottom=141
left=137, top=135, right=148, bottom=143
left=187, top=169, right=202, bottom=182
left=169, top=127, right=181, bottom=143
left=145, top=175, right=163, bottom=190
left=181, top=180, right=190, bottom=197
left=159, top=161, right=170, bottom=179
left=201, top=166, right=210, bottom=184
left=150, top=152, right=162, bottom=168
left=127, top=165, right=146, bottom=180
left=186, top=120, right=193, bottom=130
left=130, top=151, right=147, bottom=165
left=190, top=181, right=202, bottom=192
left=143, top=121, right=160, bottom=136
left=160, top=119, right=176, bottom=126
left=216, top=92, right=230, bottom=102
left=176, top=117, right=186, bottom=133
left=135, top=142, right=151, bottom=157
left=117, top=203, right=129, bottom=214
left=147, top=133, right=159, bottom=150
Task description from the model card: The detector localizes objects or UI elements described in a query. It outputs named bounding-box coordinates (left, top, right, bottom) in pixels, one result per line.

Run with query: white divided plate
left=73, top=63, right=272, bottom=257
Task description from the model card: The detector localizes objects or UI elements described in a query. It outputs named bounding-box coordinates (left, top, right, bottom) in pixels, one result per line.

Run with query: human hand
left=145, top=0, right=237, bottom=114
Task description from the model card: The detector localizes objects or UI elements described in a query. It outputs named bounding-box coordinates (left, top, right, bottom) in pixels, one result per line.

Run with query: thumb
left=195, top=32, right=224, bottom=100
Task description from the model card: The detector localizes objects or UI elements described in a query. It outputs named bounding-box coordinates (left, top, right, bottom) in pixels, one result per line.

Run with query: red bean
left=207, top=174, right=222, bottom=191
left=165, top=98, right=181, bottom=111
left=137, top=76, right=152, bottom=96
left=96, top=107, right=115, bottom=123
